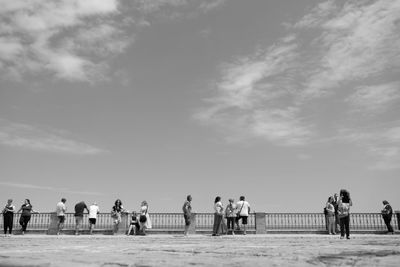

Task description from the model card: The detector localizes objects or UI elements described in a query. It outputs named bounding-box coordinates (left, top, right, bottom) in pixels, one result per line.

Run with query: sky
left=1, top=0, right=399, bottom=213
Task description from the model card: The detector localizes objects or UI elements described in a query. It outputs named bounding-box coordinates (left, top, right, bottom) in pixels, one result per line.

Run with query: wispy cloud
left=296, top=0, right=400, bottom=99
left=195, top=0, right=400, bottom=169
left=0, top=182, right=104, bottom=196
left=0, top=119, right=106, bottom=155
left=336, top=125, right=400, bottom=171
left=345, top=82, right=400, bottom=115
left=0, top=0, right=133, bottom=82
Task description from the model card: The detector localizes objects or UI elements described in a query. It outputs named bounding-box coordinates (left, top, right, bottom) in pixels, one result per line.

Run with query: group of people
left=55, top=198, right=152, bottom=235
left=3, top=193, right=396, bottom=237
left=212, top=196, right=251, bottom=236
left=324, top=189, right=395, bottom=240
left=2, top=199, right=39, bottom=236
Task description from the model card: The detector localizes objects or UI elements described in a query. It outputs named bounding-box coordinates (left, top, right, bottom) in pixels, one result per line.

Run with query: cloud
left=199, top=0, right=227, bottom=12
left=296, top=0, right=400, bottom=99
left=195, top=0, right=400, bottom=157
left=337, top=125, right=400, bottom=171
left=0, top=182, right=104, bottom=196
left=0, top=0, right=133, bottom=82
left=345, top=82, right=400, bottom=114
left=0, top=119, right=106, bottom=155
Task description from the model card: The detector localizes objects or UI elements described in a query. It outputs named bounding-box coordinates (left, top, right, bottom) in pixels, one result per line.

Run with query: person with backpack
left=381, top=200, right=394, bottom=234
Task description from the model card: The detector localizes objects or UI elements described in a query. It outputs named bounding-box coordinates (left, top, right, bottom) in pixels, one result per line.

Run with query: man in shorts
left=236, top=196, right=251, bottom=235
left=74, top=201, right=89, bottom=235
left=182, top=195, right=192, bottom=236
left=56, top=198, right=67, bottom=235
left=88, top=202, right=100, bottom=235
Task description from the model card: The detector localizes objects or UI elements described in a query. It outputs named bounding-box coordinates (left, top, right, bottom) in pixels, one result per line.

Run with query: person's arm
left=16, top=206, right=22, bottom=213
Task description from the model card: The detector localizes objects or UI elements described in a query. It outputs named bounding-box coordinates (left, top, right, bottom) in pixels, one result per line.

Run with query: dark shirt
left=182, top=200, right=192, bottom=215
left=74, top=201, right=88, bottom=216
left=21, top=204, right=33, bottom=216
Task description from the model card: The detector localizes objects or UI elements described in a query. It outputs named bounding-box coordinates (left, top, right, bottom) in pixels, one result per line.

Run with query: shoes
left=346, top=236, right=350, bottom=239
left=340, top=236, right=344, bottom=239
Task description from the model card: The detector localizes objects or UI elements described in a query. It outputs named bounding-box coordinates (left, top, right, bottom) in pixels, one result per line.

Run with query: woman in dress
left=212, top=196, right=223, bottom=236
left=17, top=199, right=39, bottom=235
left=111, top=199, right=126, bottom=234
left=2, top=199, right=15, bottom=237
left=139, top=200, right=152, bottom=235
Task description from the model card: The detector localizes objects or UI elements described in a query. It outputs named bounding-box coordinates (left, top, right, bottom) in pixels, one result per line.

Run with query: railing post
left=47, top=212, right=59, bottom=235
left=189, top=213, right=196, bottom=234
left=395, top=210, right=400, bottom=231
left=255, top=212, right=267, bottom=234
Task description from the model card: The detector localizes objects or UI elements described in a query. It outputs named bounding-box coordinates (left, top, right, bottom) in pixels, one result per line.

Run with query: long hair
left=25, top=199, right=31, bottom=205
left=340, top=190, right=350, bottom=203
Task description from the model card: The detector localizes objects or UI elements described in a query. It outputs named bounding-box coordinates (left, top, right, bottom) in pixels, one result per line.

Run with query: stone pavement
left=0, top=234, right=399, bottom=266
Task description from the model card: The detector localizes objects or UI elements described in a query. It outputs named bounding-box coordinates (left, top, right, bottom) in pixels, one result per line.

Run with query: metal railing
left=0, top=212, right=398, bottom=232
left=265, top=213, right=399, bottom=230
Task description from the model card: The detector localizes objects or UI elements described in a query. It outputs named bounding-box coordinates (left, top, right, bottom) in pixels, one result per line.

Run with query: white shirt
left=56, top=202, right=66, bottom=216
left=236, top=200, right=250, bottom=216
left=89, top=204, right=100, bottom=219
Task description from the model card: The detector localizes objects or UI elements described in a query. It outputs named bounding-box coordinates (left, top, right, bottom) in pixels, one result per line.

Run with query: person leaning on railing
left=381, top=200, right=394, bottom=234
left=16, top=199, right=39, bottom=235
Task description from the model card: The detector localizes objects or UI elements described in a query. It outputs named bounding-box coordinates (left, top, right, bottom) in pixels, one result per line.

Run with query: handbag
left=236, top=201, right=245, bottom=218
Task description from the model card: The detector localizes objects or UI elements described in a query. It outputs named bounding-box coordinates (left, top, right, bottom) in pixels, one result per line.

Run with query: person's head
left=92, top=202, right=97, bottom=206
left=383, top=200, right=389, bottom=205
left=214, top=196, right=221, bottom=203
left=239, top=196, right=245, bottom=201
left=132, top=211, right=137, bottom=216
left=334, top=193, right=338, bottom=199
left=115, top=199, right=122, bottom=206
left=340, top=189, right=350, bottom=202
left=24, top=199, right=31, bottom=205
left=327, top=196, right=333, bottom=203
left=187, top=195, right=192, bottom=202
left=229, top=198, right=234, bottom=203
left=7, top=199, right=13, bottom=205
left=141, top=200, right=148, bottom=206
left=61, top=198, right=66, bottom=203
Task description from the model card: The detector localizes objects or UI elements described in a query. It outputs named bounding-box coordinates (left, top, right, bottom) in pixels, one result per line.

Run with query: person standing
left=139, top=200, right=152, bottom=235
left=236, top=196, right=251, bottom=235
left=2, top=199, right=15, bottom=237
left=212, top=196, right=223, bottom=236
left=111, top=199, right=126, bottom=234
left=56, top=198, right=67, bottom=235
left=325, top=196, right=336, bottom=235
left=17, top=199, right=39, bottom=235
left=333, top=193, right=340, bottom=233
left=74, top=201, right=89, bottom=235
left=225, top=198, right=237, bottom=235
left=182, top=195, right=192, bottom=236
left=88, top=202, right=100, bottom=235
left=338, top=189, right=352, bottom=239
left=381, top=200, right=394, bottom=234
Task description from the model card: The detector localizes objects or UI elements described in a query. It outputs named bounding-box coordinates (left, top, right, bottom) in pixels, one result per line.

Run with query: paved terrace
left=0, top=234, right=399, bottom=266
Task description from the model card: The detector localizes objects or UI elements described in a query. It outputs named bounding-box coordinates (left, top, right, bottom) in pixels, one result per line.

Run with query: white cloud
left=345, top=82, right=400, bottom=114
left=194, top=38, right=314, bottom=146
left=0, top=182, right=104, bottom=196
left=0, top=0, right=133, bottom=82
left=0, top=120, right=106, bottom=155
left=337, top=125, right=400, bottom=171
left=297, top=0, right=400, bottom=99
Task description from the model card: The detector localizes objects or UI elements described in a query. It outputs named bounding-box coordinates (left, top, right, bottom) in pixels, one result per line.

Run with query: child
left=127, top=211, right=139, bottom=235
